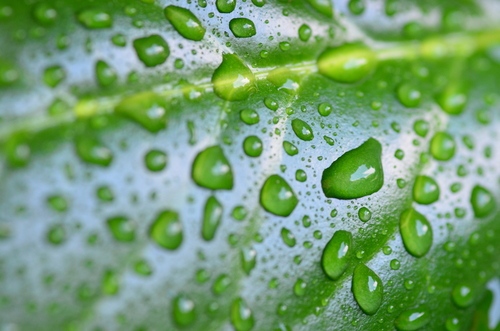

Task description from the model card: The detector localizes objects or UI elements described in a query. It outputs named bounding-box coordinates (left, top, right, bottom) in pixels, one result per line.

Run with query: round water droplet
left=470, top=185, right=495, bottom=218
left=260, top=174, right=298, bottom=216
left=352, top=264, right=383, bottom=315
left=321, top=138, right=384, bottom=199
left=318, top=102, right=332, bottom=116
left=212, top=54, right=256, bottom=101
left=281, top=228, right=296, bottom=247
left=291, top=119, right=314, bottom=141
left=445, top=316, right=461, bottom=331
left=232, top=206, right=247, bottom=220
left=95, top=60, right=117, bottom=87
left=213, top=274, right=231, bottom=294
left=298, top=24, right=312, bottom=41
left=47, top=195, right=68, bottom=212
left=294, top=278, right=307, bottom=296
left=192, top=145, right=234, bottom=190
left=436, top=84, right=467, bottom=115
left=164, top=6, right=205, bottom=41
left=390, top=259, right=400, bottom=270
left=75, top=136, right=113, bottom=166
left=399, top=208, right=432, bottom=257
left=295, top=169, right=307, bottom=182
left=264, top=97, right=279, bottom=110
left=321, top=230, right=352, bottom=280
left=172, top=294, right=195, bottom=326
left=135, top=259, right=152, bottom=276
left=133, top=35, right=170, bottom=67
left=33, top=3, right=57, bottom=25
left=229, top=18, right=256, bottom=38
left=358, top=207, right=371, bottom=222
left=150, top=210, right=183, bottom=250
left=394, top=305, right=431, bottom=330
left=283, top=141, right=298, bottom=156
left=115, top=92, right=168, bottom=132
left=107, top=217, right=136, bottom=242
left=77, top=9, right=112, bottom=29
left=231, top=298, right=254, bottom=331
left=397, top=83, right=421, bottom=108
left=202, top=196, right=222, bottom=241
left=317, top=44, right=376, bottom=84
left=305, top=0, right=333, bottom=17
left=413, top=120, right=429, bottom=137
left=430, top=132, right=455, bottom=161
left=47, top=224, right=66, bottom=245
left=97, top=186, right=114, bottom=202
left=394, top=149, right=404, bottom=160
left=111, top=34, right=126, bottom=47
left=412, top=175, right=439, bottom=205
left=240, top=109, right=259, bottom=125
left=348, top=0, right=365, bottom=15
left=145, top=150, right=167, bottom=171
left=243, top=136, right=263, bottom=157
left=452, top=284, right=474, bottom=308
left=44, top=65, right=65, bottom=88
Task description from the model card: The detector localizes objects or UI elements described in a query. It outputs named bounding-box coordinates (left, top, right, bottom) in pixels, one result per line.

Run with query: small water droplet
left=436, top=84, right=468, bottom=115
left=412, top=175, right=439, bottom=205
left=321, top=230, right=352, bottom=280
left=212, top=54, right=256, bottom=101
left=47, top=195, right=68, bottom=212
left=399, top=208, right=432, bottom=257
left=318, top=102, right=332, bottom=116
left=298, top=24, right=312, bottom=41
left=348, top=0, right=365, bottom=15
left=43, top=65, right=65, bottom=87
left=318, top=44, right=376, bottom=83
left=107, top=216, right=136, bottom=242
left=47, top=224, right=66, bottom=245
left=133, top=35, right=170, bottom=67
left=470, top=185, right=495, bottom=218
left=95, top=60, right=117, bottom=87
left=358, top=207, right=372, bottom=222
left=164, top=6, right=205, bottom=41
left=172, top=294, right=195, bottom=326
left=294, top=278, right=307, bottom=296
left=144, top=150, right=167, bottom=171
left=295, top=169, right=307, bottom=182
left=394, top=305, right=431, bottom=330
left=102, top=270, right=119, bottom=295
left=240, top=247, right=257, bottom=274
left=213, top=274, right=231, bottom=294
left=192, top=145, right=234, bottom=190
left=150, top=210, right=183, bottom=249
left=352, top=264, right=383, bottom=315
left=430, top=132, right=455, bottom=161
left=281, top=228, right=296, bottom=247
left=397, top=83, right=421, bottom=108
left=77, top=9, right=112, bottom=29
left=75, top=136, right=113, bottom=166
left=413, top=119, right=429, bottom=137
left=452, top=283, right=474, bottom=308
left=33, top=3, right=57, bottom=25
left=202, top=196, right=223, bottom=241
left=260, top=175, right=298, bottom=216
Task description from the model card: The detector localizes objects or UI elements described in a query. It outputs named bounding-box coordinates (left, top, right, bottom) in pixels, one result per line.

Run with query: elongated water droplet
left=298, top=24, right=312, bottom=41
left=212, top=54, right=256, bottom=101
left=231, top=298, right=254, bottom=331
left=44, top=65, right=65, bottom=87
left=413, top=175, right=439, bottom=205
left=240, top=109, right=259, bottom=125
left=172, top=294, right=195, bottom=326
left=452, top=284, right=474, bottom=308
left=102, top=270, right=119, bottom=295
left=352, top=264, right=383, bottom=315
left=164, top=6, right=205, bottom=41
left=150, top=210, right=183, bottom=250
left=243, top=136, right=263, bottom=157
left=213, top=274, right=231, bottom=294
left=240, top=247, right=256, bottom=275
left=115, top=92, right=168, bottom=133
left=75, top=136, right=113, bottom=166
left=260, top=175, right=298, bottom=216
left=348, top=0, right=365, bottom=14
left=321, top=138, right=383, bottom=199
left=291, top=119, right=314, bottom=141
left=305, top=0, right=333, bottom=17
left=470, top=185, right=495, bottom=218
left=202, top=196, right=223, bottom=241
left=95, top=60, right=117, bottom=87
left=281, top=228, right=296, bottom=247
left=283, top=141, right=298, bottom=156
left=133, top=35, right=170, bottom=67
left=0, top=61, right=20, bottom=86
left=229, top=18, right=256, bottom=38
left=436, top=84, right=468, bottom=115
left=430, top=132, right=455, bottom=161
left=77, top=9, right=112, bottom=29
left=145, top=150, right=167, bottom=171
left=394, top=305, right=431, bottom=330
left=107, top=216, right=136, bottom=242
left=47, top=195, right=68, bottom=212
left=318, top=44, right=376, bottom=83
left=397, top=83, right=421, bottom=108
left=97, top=186, right=114, bottom=202
left=321, top=230, right=352, bottom=280
left=358, top=207, right=371, bottom=222
left=399, top=208, right=433, bottom=257
left=192, top=145, right=234, bottom=190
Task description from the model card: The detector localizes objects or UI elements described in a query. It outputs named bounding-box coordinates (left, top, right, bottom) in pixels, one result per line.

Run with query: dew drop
left=240, top=247, right=257, bottom=275
left=133, top=35, right=170, bottom=67
left=318, top=102, right=332, bottom=116
left=212, top=54, right=256, bottom=101
left=399, top=208, right=433, bottom=257
left=231, top=298, right=254, bottom=331
left=295, top=169, right=307, bottom=182
left=202, top=196, right=223, bottom=241
left=192, top=145, right=234, bottom=190
left=348, top=0, right=365, bottom=15
left=164, top=6, right=205, bottom=41
left=115, top=92, right=168, bottom=132
left=75, top=136, right=113, bottom=166
left=321, top=230, right=352, bottom=280
left=240, top=109, right=259, bottom=125
left=436, top=84, right=468, bottom=115
left=43, top=65, right=65, bottom=88
left=358, top=207, right=371, bottom=222
left=243, top=136, right=263, bottom=157
left=107, top=217, right=136, bottom=242
left=394, top=305, right=431, bottom=330
left=298, top=24, right=312, bottom=41
left=294, top=278, right=307, bottom=296
left=150, top=210, right=183, bottom=250
left=452, top=284, right=474, bottom=308
left=33, top=3, right=57, bottom=25
left=229, top=18, right=256, bottom=38
left=430, top=132, right=455, bottom=161
left=470, top=185, right=495, bottom=218
left=145, top=150, right=167, bottom=171
left=413, top=119, right=429, bottom=137
left=95, top=60, right=117, bottom=87
left=47, top=224, right=66, bottom=245
left=213, top=274, right=231, bottom=294
left=412, top=175, right=439, bottom=205
left=291, top=119, right=314, bottom=141
left=352, top=264, right=383, bottom=315
left=260, top=175, right=298, bottom=216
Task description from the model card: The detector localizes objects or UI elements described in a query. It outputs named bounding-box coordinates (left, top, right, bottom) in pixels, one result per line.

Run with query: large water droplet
left=150, top=210, right=183, bottom=250
left=243, top=136, right=263, bottom=157
left=77, top=9, right=112, bottom=29
left=231, top=298, right=254, bottom=331
left=436, top=84, right=468, bottom=115
left=291, top=119, right=314, bottom=141
left=412, top=175, right=440, bottom=205
left=318, top=44, right=376, bottom=83
left=399, top=208, right=433, bottom=257
left=321, top=138, right=383, bottom=199
left=229, top=18, right=256, bottom=38
left=260, top=174, right=298, bottom=216
left=305, top=0, right=333, bottom=17
left=394, top=305, right=431, bottom=330
left=430, top=132, right=455, bottom=161
left=164, top=6, right=205, bottom=41
left=352, top=264, right=383, bottom=315
left=212, top=54, right=256, bottom=101
left=202, top=196, right=223, bottom=241
left=75, top=136, right=113, bottom=166
left=172, top=294, right=195, bottom=326
left=115, top=92, right=168, bottom=133
left=267, top=68, right=301, bottom=95
left=213, top=274, right=231, bottom=294
left=240, top=109, right=259, bottom=125
left=321, top=230, right=352, bottom=280
left=397, top=83, right=421, bottom=108
left=107, top=217, right=136, bottom=242
left=470, top=185, right=495, bottom=218
left=133, top=35, right=170, bottom=67
left=192, top=145, right=234, bottom=190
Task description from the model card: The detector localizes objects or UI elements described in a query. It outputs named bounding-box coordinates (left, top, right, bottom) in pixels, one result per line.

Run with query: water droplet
left=394, top=305, right=431, bottom=330
left=115, top=92, right=168, bottom=132
left=305, top=0, right=333, bottom=17
left=75, top=136, right=113, bottom=166
left=212, top=54, right=256, bottom=101
left=294, top=278, right=307, bottom=296
left=298, top=24, right=312, bottom=41
left=321, top=138, right=383, bottom=199
left=240, top=247, right=257, bottom=274
left=243, top=136, right=263, bottom=157
left=470, top=185, right=495, bottom=218
left=260, top=175, right=298, bottom=216
left=412, top=175, right=439, bottom=205
left=436, top=84, right=468, bottom=115
left=281, top=228, right=296, bottom=247
left=202, top=196, right=223, bottom=241
left=111, top=34, right=126, bottom=47
left=47, top=224, right=66, bottom=245
left=318, top=102, right=332, bottom=116
left=267, top=68, right=301, bottom=95
left=283, top=141, right=298, bottom=156
left=102, top=270, right=119, bottom=295
left=192, top=145, right=234, bottom=190
left=232, top=206, right=247, bottom=220
left=295, top=169, right=307, bottom=182
left=397, top=83, right=421, bottom=108
left=291, top=119, right=314, bottom=141
left=0, top=61, right=20, bottom=86
left=430, top=132, right=455, bottom=161
left=390, top=259, right=400, bottom=270
left=445, top=316, right=461, bottom=331
left=358, top=207, right=371, bottom=222
left=394, top=149, right=405, bottom=160
left=318, top=44, right=376, bottom=83
left=399, top=208, right=432, bottom=257
left=95, top=60, right=117, bottom=87
left=150, top=210, right=183, bottom=250
left=48, top=98, right=69, bottom=116
left=321, top=230, right=352, bottom=280
left=43, top=65, right=65, bottom=87
left=134, top=259, right=152, bottom=276
left=97, top=186, right=114, bottom=202
left=229, top=18, right=256, bottom=38
left=133, top=35, right=170, bottom=67
left=33, top=3, right=57, bottom=25
left=352, top=264, right=383, bottom=315
left=452, top=284, right=474, bottom=308
left=145, top=150, right=167, bottom=171
left=240, top=109, right=259, bottom=125
left=231, top=298, right=254, bottom=331
left=107, top=217, right=136, bottom=242
left=413, top=120, right=429, bottom=137
left=164, top=6, right=205, bottom=41
left=47, top=195, right=68, bottom=212
left=348, top=0, right=365, bottom=15
left=77, top=9, right=112, bottom=29
left=213, top=274, right=231, bottom=294
left=172, top=295, right=195, bottom=326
